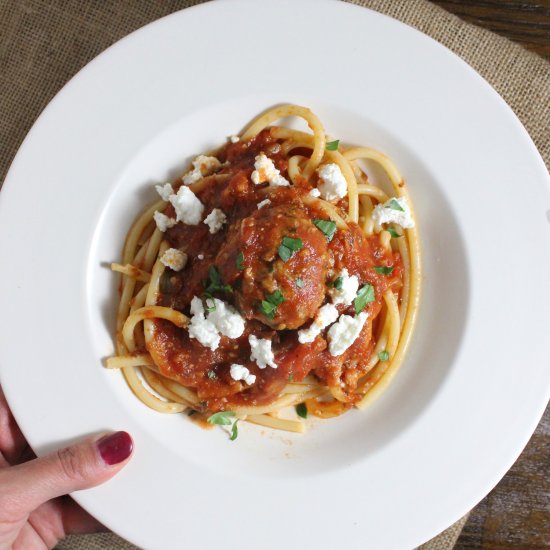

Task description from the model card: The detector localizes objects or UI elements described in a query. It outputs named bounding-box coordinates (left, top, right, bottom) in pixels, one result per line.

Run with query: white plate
left=1, top=1, right=549, bottom=548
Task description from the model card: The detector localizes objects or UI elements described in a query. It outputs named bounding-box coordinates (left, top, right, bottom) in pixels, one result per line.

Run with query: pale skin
left=0, top=387, right=132, bottom=549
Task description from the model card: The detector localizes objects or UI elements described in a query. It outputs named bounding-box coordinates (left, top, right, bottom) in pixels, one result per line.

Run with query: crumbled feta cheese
left=187, top=296, right=245, bottom=350
left=317, top=163, right=347, bottom=201
left=257, top=198, right=271, bottom=209
left=251, top=153, right=289, bottom=187
left=160, top=248, right=187, bottom=271
left=182, top=155, right=222, bottom=185
left=327, top=312, right=368, bottom=356
left=229, top=135, right=240, bottom=143
left=153, top=211, right=176, bottom=232
left=249, top=335, right=277, bottom=369
left=169, top=186, right=204, bottom=225
left=197, top=254, right=204, bottom=260
left=309, top=188, right=321, bottom=198
left=372, top=197, right=415, bottom=229
left=297, top=303, right=339, bottom=344
left=155, top=183, right=174, bottom=201
left=188, top=297, right=220, bottom=350
left=204, top=208, right=227, bottom=234
left=208, top=298, right=245, bottom=339
left=329, top=268, right=359, bottom=306
left=230, top=364, right=256, bottom=385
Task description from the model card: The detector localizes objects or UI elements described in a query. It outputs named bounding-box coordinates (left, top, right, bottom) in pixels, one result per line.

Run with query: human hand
left=0, top=387, right=133, bottom=548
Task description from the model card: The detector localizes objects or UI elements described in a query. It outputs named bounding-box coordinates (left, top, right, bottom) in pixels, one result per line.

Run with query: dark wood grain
left=431, top=0, right=550, bottom=59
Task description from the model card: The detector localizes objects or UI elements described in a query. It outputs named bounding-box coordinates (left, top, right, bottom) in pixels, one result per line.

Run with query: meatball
left=218, top=204, right=331, bottom=330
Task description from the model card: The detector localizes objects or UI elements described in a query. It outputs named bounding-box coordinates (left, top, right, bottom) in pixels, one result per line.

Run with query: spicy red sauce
left=146, top=129, right=403, bottom=411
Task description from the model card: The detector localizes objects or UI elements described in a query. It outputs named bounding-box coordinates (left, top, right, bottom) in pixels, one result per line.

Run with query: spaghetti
left=107, top=105, right=421, bottom=436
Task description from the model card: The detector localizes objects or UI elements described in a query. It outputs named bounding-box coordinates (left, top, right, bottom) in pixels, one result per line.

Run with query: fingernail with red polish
left=97, top=431, right=133, bottom=465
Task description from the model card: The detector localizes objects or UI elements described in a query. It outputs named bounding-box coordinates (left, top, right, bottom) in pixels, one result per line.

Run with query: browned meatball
left=218, top=204, right=330, bottom=330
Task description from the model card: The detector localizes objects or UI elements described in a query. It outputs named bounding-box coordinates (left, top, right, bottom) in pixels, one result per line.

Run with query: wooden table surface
left=427, top=3, right=550, bottom=547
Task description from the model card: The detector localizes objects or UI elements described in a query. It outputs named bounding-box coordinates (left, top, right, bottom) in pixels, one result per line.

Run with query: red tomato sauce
left=146, top=129, right=403, bottom=411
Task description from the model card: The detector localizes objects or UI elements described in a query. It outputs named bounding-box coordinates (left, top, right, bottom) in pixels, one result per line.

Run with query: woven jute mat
left=1, top=1, right=548, bottom=549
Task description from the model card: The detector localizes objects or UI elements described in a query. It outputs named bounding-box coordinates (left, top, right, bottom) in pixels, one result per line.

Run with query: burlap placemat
left=0, top=1, right=548, bottom=549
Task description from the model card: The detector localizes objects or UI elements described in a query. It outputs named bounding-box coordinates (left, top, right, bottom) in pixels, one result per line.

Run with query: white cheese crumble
left=197, top=254, right=204, bottom=260
left=249, top=335, right=277, bottom=369
left=297, top=303, right=339, bottom=344
left=229, top=135, right=240, bottom=143
left=230, top=364, right=256, bottom=385
left=327, top=312, right=368, bottom=356
left=208, top=298, right=245, bottom=339
left=329, top=268, right=359, bottom=306
left=153, top=211, right=176, bottom=232
left=155, top=183, right=174, bottom=201
left=372, top=196, right=415, bottom=229
left=317, top=163, right=347, bottom=201
left=188, top=297, right=220, bottom=350
left=203, top=208, right=227, bottom=234
left=182, top=155, right=222, bottom=185
left=160, top=248, right=187, bottom=271
left=257, top=198, right=271, bottom=209
left=251, top=153, right=289, bottom=187
left=187, top=297, right=245, bottom=350
left=169, top=186, right=204, bottom=225
left=309, top=188, right=321, bottom=198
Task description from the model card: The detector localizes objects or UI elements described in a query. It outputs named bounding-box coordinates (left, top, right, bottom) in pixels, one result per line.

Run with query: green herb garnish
left=260, top=289, right=285, bottom=319
left=207, top=370, right=217, bottom=380
left=295, top=403, right=308, bottom=419
left=204, top=266, right=233, bottom=295
left=326, top=139, right=340, bottom=151
left=354, top=284, right=375, bottom=314
left=313, top=219, right=337, bottom=242
left=236, top=251, right=245, bottom=271
left=374, top=266, right=394, bottom=275
left=378, top=350, right=390, bottom=361
left=260, top=300, right=277, bottom=319
left=387, top=198, right=404, bottom=212
left=207, top=411, right=236, bottom=426
left=205, top=297, right=216, bottom=312
left=295, top=278, right=304, bottom=288
left=333, top=277, right=344, bottom=290
left=387, top=227, right=402, bottom=238
left=288, top=374, right=294, bottom=382
left=278, top=236, right=303, bottom=262
left=230, top=420, right=239, bottom=441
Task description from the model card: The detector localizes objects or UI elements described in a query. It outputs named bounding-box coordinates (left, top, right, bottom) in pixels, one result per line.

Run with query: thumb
left=0, top=431, right=133, bottom=517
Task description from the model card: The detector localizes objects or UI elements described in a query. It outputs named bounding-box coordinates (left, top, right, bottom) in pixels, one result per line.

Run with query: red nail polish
left=97, top=431, right=133, bottom=465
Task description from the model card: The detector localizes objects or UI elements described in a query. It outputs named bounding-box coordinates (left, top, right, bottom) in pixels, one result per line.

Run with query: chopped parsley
left=278, top=236, right=303, bottom=262
left=326, top=139, right=340, bottom=151
left=207, top=411, right=236, bottom=425
left=387, top=198, right=404, bottom=212
left=230, top=420, right=239, bottom=441
left=260, top=289, right=285, bottom=319
left=354, top=284, right=375, bottom=314
left=235, top=251, right=245, bottom=271
left=313, top=219, right=337, bottom=242
left=207, top=369, right=217, bottom=380
left=204, top=266, right=232, bottom=296
left=288, top=373, right=294, bottom=382
left=295, top=403, right=308, bottom=419
left=378, top=350, right=390, bottom=361
left=205, top=297, right=216, bottom=312
left=332, top=276, right=344, bottom=290
left=386, top=227, right=402, bottom=238
left=374, top=266, right=394, bottom=275
left=295, top=278, right=304, bottom=288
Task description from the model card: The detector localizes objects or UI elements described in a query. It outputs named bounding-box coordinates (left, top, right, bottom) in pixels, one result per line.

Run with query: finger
left=0, top=386, right=27, bottom=463
left=0, top=431, right=133, bottom=519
